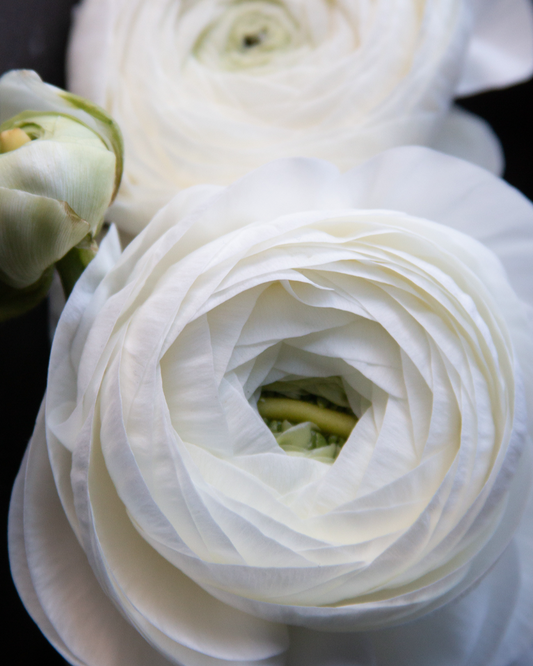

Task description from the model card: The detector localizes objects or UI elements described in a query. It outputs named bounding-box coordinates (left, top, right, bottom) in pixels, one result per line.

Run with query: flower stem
left=56, top=236, right=98, bottom=299
left=258, top=397, right=357, bottom=438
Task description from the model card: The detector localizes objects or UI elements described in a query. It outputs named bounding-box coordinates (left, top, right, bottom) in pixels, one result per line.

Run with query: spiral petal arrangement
left=10, top=147, right=533, bottom=665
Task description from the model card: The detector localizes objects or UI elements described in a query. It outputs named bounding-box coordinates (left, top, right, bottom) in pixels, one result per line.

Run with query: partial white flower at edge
left=67, top=0, right=533, bottom=236
left=9, top=147, right=533, bottom=666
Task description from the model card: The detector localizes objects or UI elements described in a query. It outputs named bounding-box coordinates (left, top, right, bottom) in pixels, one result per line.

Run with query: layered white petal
left=8, top=408, right=174, bottom=666
left=287, top=461, right=533, bottom=665
left=67, top=0, right=532, bottom=235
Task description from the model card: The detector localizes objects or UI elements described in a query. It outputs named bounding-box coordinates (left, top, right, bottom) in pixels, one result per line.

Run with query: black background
left=1, top=1, right=532, bottom=663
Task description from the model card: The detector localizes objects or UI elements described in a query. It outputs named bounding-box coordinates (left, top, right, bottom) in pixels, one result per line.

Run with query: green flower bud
left=0, top=70, right=123, bottom=319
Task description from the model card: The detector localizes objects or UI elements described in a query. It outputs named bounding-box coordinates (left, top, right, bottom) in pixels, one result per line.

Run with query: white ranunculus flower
left=9, top=147, right=533, bottom=666
left=67, top=0, right=533, bottom=236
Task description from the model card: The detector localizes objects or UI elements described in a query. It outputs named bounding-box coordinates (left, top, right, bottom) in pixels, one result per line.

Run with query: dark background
left=1, top=1, right=532, bottom=663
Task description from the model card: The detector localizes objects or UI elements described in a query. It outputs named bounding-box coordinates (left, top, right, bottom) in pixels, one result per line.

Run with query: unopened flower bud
left=0, top=70, right=123, bottom=319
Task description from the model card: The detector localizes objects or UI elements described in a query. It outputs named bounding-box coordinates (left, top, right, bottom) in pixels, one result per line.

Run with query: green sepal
left=0, top=265, right=54, bottom=322
left=56, top=235, right=98, bottom=299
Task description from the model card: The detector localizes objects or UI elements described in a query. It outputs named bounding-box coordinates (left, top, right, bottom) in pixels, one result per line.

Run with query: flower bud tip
left=0, top=128, right=31, bottom=153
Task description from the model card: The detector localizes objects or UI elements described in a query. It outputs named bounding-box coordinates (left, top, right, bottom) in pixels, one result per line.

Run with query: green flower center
left=194, top=1, right=305, bottom=70
left=258, top=378, right=358, bottom=463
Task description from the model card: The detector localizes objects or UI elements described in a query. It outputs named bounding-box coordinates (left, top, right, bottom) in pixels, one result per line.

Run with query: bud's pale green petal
left=0, top=186, right=90, bottom=289
left=0, top=120, right=116, bottom=235
left=0, top=70, right=123, bottom=198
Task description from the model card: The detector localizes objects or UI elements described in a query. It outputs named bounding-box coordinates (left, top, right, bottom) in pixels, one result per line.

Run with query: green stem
left=258, top=397, right=357, bottom=438
left=56, top=236, right=98, bottom=299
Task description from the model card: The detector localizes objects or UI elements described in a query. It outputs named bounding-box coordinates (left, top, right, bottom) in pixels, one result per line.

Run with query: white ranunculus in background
left=67, top=0, right=533, bottom=236
left=9, top=147, right=533, bottom=666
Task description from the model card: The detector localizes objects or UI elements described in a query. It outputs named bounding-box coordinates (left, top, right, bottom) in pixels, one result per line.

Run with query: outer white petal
left=0, top=138, right=116, bottom=239
left=431, top=106, right=504, bottom=175
left=131, top=147, right=533, bottom=313
left=457, top=0, right=533, bottom=96
left=72, top=398, right=289, bottom=665
left=47, top=224, right=122, bottom=339
left=8, top=406, right=174, bottom=666
left=67, top=0, right=116, bottom=108
left=326, top=146, right=533, bottom=310
left=286, top=471, right=533, bottom=666
left=12, top=345, right=288, bottom=665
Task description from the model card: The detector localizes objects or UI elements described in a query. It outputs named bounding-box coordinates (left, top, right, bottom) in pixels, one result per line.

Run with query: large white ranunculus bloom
left=9, top=147, right=533, bottom=666
left=67, top=0, right=533, bottom=236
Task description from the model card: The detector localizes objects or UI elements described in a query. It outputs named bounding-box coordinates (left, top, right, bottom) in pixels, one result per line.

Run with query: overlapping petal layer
left=10, top=148, right=533, bottom=665
left=68, top=0, right=533, bottom=234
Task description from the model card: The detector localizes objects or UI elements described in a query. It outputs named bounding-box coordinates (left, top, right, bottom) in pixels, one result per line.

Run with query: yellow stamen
left=0, top=128, right=32, bottom=153
left=258, top=397, right=357, bottom=438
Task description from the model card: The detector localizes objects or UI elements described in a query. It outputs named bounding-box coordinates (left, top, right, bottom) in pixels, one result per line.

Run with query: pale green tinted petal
left=0, top=139, right=116, bottom=234
left=264, top=377, right=350, bottom=407
left=0, top=70, right=123, bottom=198
left=0, top=187, right=89, bottom=288
left=0, top=112, right=108, bottom=148
left=275, top=422, right=315, bottom=451
left=58, top=92, right=123, bottom=200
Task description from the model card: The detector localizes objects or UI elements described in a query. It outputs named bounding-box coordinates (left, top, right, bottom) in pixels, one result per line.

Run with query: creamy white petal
left=287, top=455, right=533, bottom=666
left=431, top=105, right=504, bottom=175
left=9, top=407, right=174, bottom=666
left=456, top=0, right=533, bottom=96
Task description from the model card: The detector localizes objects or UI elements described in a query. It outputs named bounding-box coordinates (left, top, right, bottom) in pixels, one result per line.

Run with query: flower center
left=193, top=1, right=305, bottom=70
left=258, top=378, right=357, bottom=462
left=242, top=31, right=265, bottom=48
left=230, top=11, right=291, bottom=55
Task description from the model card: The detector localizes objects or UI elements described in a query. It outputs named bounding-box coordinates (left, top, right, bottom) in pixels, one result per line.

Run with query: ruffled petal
left=286, top=458, right=533, bottom=666
left=9, top=406, right=174, bottom=666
